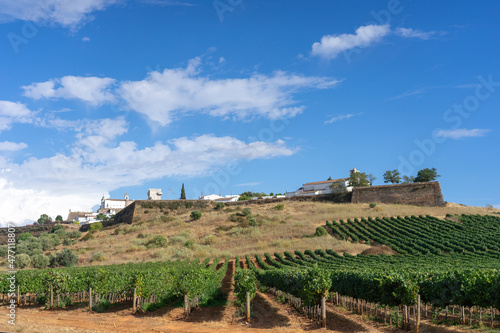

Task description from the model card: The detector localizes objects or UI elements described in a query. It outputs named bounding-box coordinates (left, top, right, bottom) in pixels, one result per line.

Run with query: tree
left=402, top=175, right=415, bottom=184
left=348, top=172, right=370, bottom=187
left=330, top=180, right=347, bottom=193
left=414, top=168, right=440, bottom=183
left=55, top=249, right=79, bottom=267
left=383, top=169, right=401, bottom=184
left=32, top=254, right=50, bottom=269
left=37, top=214, right=52, bottom=224
left=96, top=213, right=109, bottom=221
left=55, top=215, right=63, bottom=222
left=18, top=232, right=33, bottom=242
left=15, top=254, right=31, bottom=269
left=180, top=183, right=186, bottom=200
left=368, top=174, right=377, bottom=186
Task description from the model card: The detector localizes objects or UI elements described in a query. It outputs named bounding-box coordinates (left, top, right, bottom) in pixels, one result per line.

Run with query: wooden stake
left=184, top=293, right=189, bottom=318
left=16, top=285, right=20, bottom=306
left=89, top=287, right=93, bottom=312
left=416, top=295, right=421, bottom=333
left=321, top=296, right=326, bottom=328
left=246, top=291, right=251, bottom=323
left=50, top=285, right=54, bottom=309
left=132, top=288, right=137, bottom=313
left=461, top=306, right=465, bottom=325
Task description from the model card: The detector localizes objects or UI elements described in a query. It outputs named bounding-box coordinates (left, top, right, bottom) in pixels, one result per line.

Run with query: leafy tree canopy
left=414, top=168, right=440, bottom=183
left=37, top=214, right=52, bottom=224
left=348, top=172, right=370, bottom=187
left=383, top=169, right=401, bottom=184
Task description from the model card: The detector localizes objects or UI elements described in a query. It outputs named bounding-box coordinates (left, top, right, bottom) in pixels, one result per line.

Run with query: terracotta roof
left=303, top=178, right=347, bottom=186
left=67, top=211, right=93, bottom=221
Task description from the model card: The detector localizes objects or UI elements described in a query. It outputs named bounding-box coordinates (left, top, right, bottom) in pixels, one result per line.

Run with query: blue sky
left=0, top=0, right=499, bottom=225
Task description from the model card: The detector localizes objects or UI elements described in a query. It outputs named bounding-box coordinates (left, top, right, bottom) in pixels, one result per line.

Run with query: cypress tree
left=180, top=183, right=186, bottom=199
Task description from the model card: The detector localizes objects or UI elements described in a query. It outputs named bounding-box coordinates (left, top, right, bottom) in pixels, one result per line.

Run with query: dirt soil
left=360, top=245, right=397, bottom=256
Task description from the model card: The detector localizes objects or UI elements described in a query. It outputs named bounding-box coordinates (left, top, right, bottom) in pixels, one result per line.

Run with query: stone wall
left=351, top=181, right=444, bottom=206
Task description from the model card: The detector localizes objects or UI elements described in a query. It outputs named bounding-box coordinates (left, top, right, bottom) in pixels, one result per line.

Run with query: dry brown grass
left=48, top=201, right=499, bottom=266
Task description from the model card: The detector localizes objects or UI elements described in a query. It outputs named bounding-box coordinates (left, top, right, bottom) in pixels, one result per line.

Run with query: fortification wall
left=351, top=181, right=445, bottom=207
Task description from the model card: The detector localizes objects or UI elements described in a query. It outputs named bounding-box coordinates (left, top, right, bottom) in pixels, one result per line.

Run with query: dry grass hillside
left=56, top=201, right=499, bottom=267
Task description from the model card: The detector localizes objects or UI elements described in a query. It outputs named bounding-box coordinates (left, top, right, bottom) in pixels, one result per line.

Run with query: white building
left=286, top=168, right=359, bottom=197
left=199, top=194, right=240, bottom=202
left=147, top=188, right=163, bottom=200
left=100, top=193, right=133, bottom=211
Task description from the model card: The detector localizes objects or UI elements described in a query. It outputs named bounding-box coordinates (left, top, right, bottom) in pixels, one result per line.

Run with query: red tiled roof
left=303, top=178, right=347, bottom=186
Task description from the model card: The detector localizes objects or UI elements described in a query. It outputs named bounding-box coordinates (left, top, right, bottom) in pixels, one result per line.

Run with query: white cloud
left=0, top=132, right=295, bottom=225
left=23, top=76, right=116, bottom=106
left=435, top=128, right=490, bottom=139
left=311, top=24, right=390, bottom=60
left=120, top=58, right=340, bottom=125
left=235, top=182, right=261, bottom=187
left=82, top=37, right=90, bottom=42
left=0, top=100, right=33, bottom=132
left=394, top=27, right=442, bottom=40
left=0, top=141, right=28, bottom=151
left=0, top=0, right=120, bottom=28
left=325, top=113, right=361, bottom=124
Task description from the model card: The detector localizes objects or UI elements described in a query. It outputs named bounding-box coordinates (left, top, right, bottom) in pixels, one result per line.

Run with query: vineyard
left=2, top=213, right=500, bottom=332
left=236, top=214, right=500, bottom=330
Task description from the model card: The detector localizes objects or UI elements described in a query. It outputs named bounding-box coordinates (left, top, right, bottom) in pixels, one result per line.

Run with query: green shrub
left=369, top=202, right=377, bottom=208
left=52, top=225, right=64, bottom=233
left=241, top=208, right=252, bottom=216
left=62, top=237, right=73, bottom=246
left=145, top=235, right=168, bottom=249
left=32, top=254, right=50, bottom=268
left=67, top=231, right=82, bottom=239
left=160, top=215, right=168, bottom=222
left=248, top=217, right=258, bottom=226
left=0, top=245, right=7, bottom=257
left=184, top=240, right=194, bottom=249
left=18, top=232, right=33, bottom=242
left=81, top=233, right=94, bottom=241
left=314, top=226, right=328, bottom=237
left=214, top=202, right=225, bottom=210
left=48, top=253, right=57, bottom=267
left=91, top=252, right=106, bottom=262
left=190, top=210, right=202, bottom=220
left=55, top=249, right=79, bottom=267
left=92, top=299, right=111, bottom=312
left=273, top=204, right=285, bottom=211
left=15, top=253, right=32, bottom=269
left=90, top=222, right=103, bottom=231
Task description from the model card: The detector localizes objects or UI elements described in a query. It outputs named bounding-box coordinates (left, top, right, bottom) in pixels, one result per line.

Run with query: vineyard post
left=50, top=285, right=53, bottom=309
left=321, top=295, right=326, bottom=328
left=416, top=295, right=421, bottom=333
left=461, top=306, right=465, bottom=325
left=184, top=293, right=189, bottom=318
left=491, top=307, right=494, bottom=329
left=16, top=285, right=20, bottom=306
left=402, top=305, right=407, bottom=330
left=469, top=307, right=473, bottom=325
left=478, top=307, right=482, bottom=326
left=132, top=288, right=137, bottom=313
left=246, top=291, right=251, bottom=323
left=89, top=287, right=92, bottom=312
